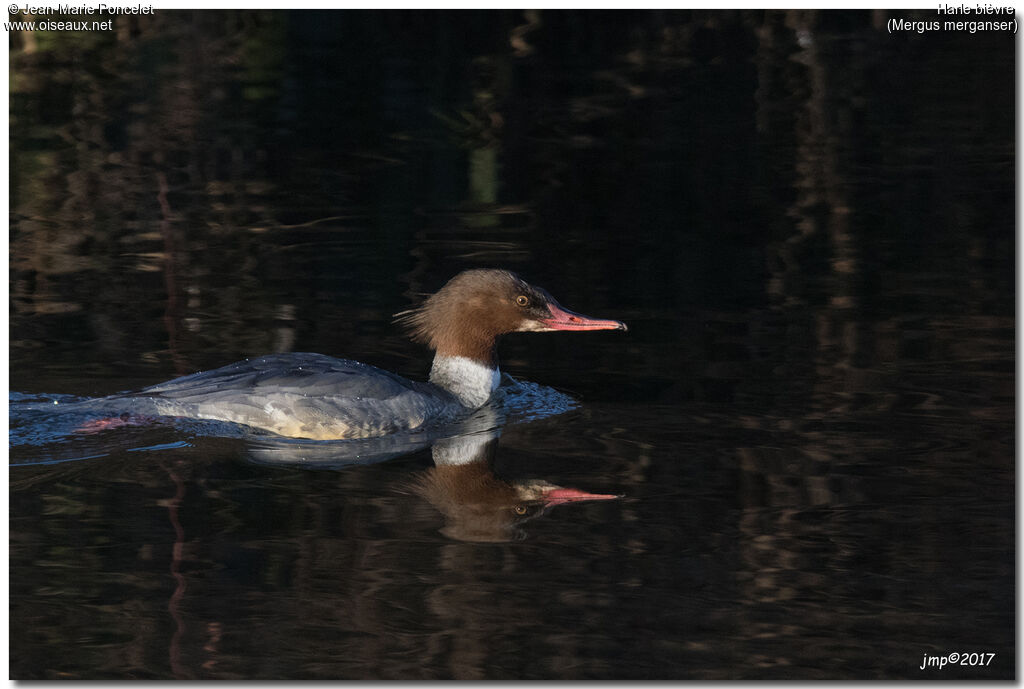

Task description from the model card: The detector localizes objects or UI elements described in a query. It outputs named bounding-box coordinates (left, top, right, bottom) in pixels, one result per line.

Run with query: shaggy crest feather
left=393, top=269, right=526, bottom=357
left=392, top=303, right=435, bottom=346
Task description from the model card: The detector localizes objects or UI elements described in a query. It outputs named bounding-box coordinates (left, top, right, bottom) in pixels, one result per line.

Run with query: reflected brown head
left=411, top=462, right=542, bottom=542
left=411, top=462, right=620, bottom=543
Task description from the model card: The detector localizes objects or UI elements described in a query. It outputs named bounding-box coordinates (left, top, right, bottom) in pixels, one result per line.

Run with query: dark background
left=9, top=10, right=1014, bottom=679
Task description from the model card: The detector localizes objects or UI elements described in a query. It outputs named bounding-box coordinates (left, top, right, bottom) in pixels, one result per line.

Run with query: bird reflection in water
left=413, top=432, right=619, bottom=543
left=243, top=402, right=619, bottom=543
left=14, top=381, right=620, bottom=543
left=240, top=390, right=619, bottom=543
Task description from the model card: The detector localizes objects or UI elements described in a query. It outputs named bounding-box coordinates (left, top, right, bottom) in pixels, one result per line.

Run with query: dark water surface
left=9, top=10, right=1014, bottom=680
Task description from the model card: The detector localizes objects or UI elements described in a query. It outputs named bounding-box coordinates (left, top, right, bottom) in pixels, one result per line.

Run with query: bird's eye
left=513, top=505, right=528, bottom=515
left=515, top=295, right=529, bottom=307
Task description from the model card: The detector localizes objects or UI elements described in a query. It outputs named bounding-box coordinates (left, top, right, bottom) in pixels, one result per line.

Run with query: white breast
left=429, top=355, right=501, bottom=408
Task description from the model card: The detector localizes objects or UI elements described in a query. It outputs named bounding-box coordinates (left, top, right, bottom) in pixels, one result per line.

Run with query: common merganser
left=129, top=269, right=626, bottom=440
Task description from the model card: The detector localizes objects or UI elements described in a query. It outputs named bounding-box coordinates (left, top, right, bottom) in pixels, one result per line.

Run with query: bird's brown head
left=394, top=269, right=626, bottom=364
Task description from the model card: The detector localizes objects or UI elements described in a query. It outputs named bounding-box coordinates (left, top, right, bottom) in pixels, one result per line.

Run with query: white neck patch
left=432, top=430, right=501, bottom=466
left=430, top=355, right=501, bottom=408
